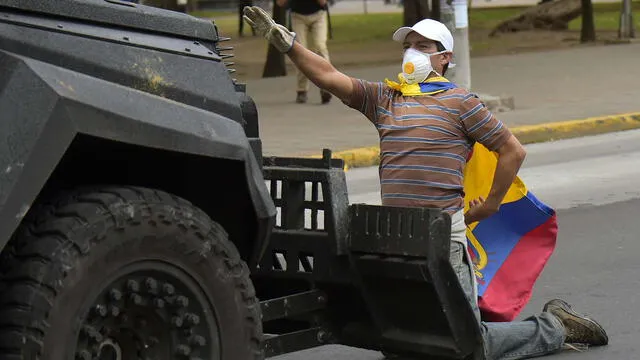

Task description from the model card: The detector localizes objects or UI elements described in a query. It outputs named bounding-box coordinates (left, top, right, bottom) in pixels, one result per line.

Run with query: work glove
left=243, top=6, right=296, bottom=53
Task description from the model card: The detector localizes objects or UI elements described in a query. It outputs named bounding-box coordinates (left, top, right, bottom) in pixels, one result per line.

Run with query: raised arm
left=243, top=6, right=353, bottom=102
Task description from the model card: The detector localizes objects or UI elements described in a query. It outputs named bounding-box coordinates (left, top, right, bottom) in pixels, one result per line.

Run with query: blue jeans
left=450, top=212, right=566, bottom=360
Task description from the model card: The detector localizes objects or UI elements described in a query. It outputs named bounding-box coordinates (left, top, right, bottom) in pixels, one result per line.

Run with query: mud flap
left=344, top=204, right=485, bottom=360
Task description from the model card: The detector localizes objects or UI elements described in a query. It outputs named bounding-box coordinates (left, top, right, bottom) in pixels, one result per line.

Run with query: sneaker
left=543, top=299, right=609, bottom=346
left=321, top=90, right=332, bottom=104
left=296, top=91, right=307, bottom=104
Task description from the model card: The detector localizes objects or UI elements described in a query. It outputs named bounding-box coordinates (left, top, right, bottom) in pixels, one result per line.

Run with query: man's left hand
left=464, top=196, right=500, bottom=225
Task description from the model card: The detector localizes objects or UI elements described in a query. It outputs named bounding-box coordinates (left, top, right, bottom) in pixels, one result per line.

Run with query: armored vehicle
left=0, top=1, right=482, bottom=359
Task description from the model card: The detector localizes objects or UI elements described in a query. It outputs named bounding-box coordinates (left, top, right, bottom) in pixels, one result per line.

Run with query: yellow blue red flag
left=463, top=142, right=558, bottom=322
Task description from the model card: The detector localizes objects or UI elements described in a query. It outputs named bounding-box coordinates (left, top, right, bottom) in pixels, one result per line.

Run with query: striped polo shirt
left=345, top=77, right=512, bottom=214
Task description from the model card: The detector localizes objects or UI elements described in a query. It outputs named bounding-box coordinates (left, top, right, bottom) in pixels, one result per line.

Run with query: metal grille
left=266, top=179, right=326, bottom=231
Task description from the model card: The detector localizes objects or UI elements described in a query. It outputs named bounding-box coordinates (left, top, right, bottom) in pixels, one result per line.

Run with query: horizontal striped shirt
left=344, top=77, right=512, bottom=213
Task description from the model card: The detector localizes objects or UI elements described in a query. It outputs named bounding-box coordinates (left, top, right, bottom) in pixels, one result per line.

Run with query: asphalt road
left=270, top=129, right=640, bottom=360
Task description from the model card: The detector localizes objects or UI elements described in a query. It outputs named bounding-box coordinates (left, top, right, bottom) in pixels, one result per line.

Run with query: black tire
left=0, top=186, right=263, bottom=360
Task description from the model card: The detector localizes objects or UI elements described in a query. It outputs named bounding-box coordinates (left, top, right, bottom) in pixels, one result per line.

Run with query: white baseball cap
left=392, top=19, right=454, bottom=53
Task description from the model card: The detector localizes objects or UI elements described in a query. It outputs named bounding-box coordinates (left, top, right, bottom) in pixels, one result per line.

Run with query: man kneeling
left=243, top=7, right=609, bottom=359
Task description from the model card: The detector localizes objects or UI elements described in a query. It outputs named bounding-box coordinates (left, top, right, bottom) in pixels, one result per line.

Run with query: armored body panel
left=0, top=0, right=274, bottom=261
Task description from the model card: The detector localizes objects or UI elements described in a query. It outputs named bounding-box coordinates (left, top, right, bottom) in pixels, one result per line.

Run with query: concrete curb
left=315, top=112, right=640, bottom=170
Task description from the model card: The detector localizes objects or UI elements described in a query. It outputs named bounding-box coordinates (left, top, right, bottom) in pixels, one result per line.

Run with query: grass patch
left=468, top=7, right=529, bottom=28
left=568, top=1, right=640, bottom=30
left=190, top=9, right=235, bottom=19
left=209, top=15, right=241, bottom=37
left=328, top=13, right=402, bottom=45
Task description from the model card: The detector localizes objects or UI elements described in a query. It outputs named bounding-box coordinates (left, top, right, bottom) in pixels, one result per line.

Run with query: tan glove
left=243, top=6, right=296, bottom=53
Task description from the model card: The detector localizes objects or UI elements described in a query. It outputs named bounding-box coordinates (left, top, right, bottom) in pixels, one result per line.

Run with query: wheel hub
left=75, top=271, right=216, bottom=360
left=98, top=339, right=121, bottom=360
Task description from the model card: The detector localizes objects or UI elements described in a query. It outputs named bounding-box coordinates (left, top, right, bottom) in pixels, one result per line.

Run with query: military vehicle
left=0, top=1, right=482, bottom=359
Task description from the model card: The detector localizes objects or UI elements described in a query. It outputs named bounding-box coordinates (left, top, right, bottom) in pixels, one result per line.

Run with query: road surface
left=270, top=129, right=640, bottom=360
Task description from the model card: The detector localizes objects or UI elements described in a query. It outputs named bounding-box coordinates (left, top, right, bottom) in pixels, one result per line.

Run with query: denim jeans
left=449, top=211, right=566, bottom=360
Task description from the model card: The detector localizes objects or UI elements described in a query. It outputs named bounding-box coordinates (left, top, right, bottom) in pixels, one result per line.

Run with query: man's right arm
left=243, top=5, right=355, bottom=103
left=286, top=42, right=354, bottom=103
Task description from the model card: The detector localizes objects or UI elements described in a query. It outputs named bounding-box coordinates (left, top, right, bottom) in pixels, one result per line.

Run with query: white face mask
left=401, top=48, right=446, bottom=84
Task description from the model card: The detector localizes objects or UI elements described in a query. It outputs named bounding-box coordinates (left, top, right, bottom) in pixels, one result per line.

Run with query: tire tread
left=0, top=185, right=263, bottom=359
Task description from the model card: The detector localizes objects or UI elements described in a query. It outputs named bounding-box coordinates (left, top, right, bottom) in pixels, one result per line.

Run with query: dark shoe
left=321, top=90, right=332, bottom=104
left=543, top=299, right=609, bottom=346
left=296, top=91, right=307, bottom=104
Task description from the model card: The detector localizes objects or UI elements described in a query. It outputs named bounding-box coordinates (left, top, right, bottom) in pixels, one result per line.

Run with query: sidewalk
left=244, top=42, right=640, bottom=157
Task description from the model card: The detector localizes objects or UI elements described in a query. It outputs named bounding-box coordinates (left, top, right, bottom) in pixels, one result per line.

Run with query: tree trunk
left=186, top=0, right=198, bottom=12
left=403, top=0, right=432, bottom=27
left=490, top=0, right=581, bottom=36
left=431, top=0, right=441, bottom=21
left=262, top=0, right=288, bottom=78
left=580, top=0, right=596, bottom=42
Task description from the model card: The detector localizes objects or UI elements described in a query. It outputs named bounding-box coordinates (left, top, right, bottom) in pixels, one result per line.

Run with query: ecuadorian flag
left=463, top=142, right=558, bottom=322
